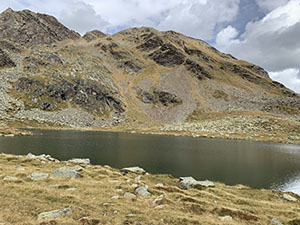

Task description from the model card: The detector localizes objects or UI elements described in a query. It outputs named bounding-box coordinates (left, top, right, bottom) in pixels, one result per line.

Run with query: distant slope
left=0, top=8, right=299, bottom=143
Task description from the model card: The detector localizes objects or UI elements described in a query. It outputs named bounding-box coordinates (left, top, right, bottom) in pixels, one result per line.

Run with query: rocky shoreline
left=1, top=153, right=300, bottom=224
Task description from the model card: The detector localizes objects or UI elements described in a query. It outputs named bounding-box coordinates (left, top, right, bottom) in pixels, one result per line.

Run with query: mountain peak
left=3, top=7, right=14, bottom=14
left=83, top=30, right=106, bottom=42
left=0, top=8, right=80, bottom=46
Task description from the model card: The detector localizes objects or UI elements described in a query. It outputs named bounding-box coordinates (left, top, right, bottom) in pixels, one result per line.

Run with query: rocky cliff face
left=0, top=8, right=299, bottom=138
left=0, top=8, right=80, bottom=46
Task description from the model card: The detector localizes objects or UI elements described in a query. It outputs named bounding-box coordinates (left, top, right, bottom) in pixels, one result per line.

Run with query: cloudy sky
left=1, top=0, right=300, bottom=93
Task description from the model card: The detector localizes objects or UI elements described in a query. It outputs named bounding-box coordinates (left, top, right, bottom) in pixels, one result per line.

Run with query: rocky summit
left=0, top=8, right=299, bottom=143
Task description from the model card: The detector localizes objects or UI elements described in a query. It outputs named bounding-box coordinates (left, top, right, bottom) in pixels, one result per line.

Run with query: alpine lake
left=1, top=129, right=300, bottom=194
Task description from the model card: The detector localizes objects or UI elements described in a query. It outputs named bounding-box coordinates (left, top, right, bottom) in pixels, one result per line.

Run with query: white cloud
left=59, top=1, right=109, bottom=34
left=157, top=0, right=240, bottom=40
left=216, top=0, right=300, bottom=72
left=215, top=25, right=239, bottom=47
left=269, top=68, right=300, bottom=93
left=255, top=0, right=289, bottom=11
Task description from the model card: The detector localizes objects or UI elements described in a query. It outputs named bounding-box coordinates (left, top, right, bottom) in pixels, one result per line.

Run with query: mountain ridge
left=0, top=8, right=299, bottom=144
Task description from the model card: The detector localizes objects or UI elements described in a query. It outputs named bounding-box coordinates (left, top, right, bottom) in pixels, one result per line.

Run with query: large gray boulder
left=120, top=166, right=145, bottom=174
left=135, top=186, right=151, bottom=196
left=37, top=208, right=72, bottom=220
left=179, top=176, right=215, bottom=189
left=50, top=166, right=82, bottom=179
left=68, top=158, right=90, bottom=164
left=283, top=193, right=297, bottom=202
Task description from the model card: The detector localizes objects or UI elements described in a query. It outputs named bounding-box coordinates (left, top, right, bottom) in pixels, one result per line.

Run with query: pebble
left=124, top=192, right=136, bottom=198
left=103, top=202, right=113, bottom=206
left=28, top=173, right=49, bottom=181
left=131, top=184, right=138, bottom=188
left=155, top=183, right=164, bottom=187
left=155, top=205, right=165, bottom=209
left=66, top=188, right=77, bottom=191
left=271, top=218, right=283, bottom=225
left=37, top=208, right=72, bottom=220
left=219, top=216, right=233, bottom=221
left=3, top=176, right=18, bottom=181
left=16, top=167, right=25, bottom=171
left=111, top=195, right=119, bottom=199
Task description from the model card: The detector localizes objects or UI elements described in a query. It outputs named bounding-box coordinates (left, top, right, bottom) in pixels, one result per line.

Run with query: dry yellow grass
left=0, top=153, right=300, bottom=225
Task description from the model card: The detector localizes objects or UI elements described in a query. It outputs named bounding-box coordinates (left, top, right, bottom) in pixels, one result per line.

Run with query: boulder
left=135, top=186, right=151, bottom=196
left=124, top=192, right=136, bottom=198
left=219, top=216, right=233, bottom=221
left=198, top=180, right=215, bottom=187
left=37, top=208, right=72, bottom=220
left=28, top=173, right=49, bottom=181
left=283, top=193, right=297, bottom=202
left=50, top=166, right=82, bottom=179
left=68, top=158, right=90, bottom=164
left=179, top=177, right=215, bottom=189
left=120, top=166, right=145, bottom=174
left=3, top=176, right=18, bottom=181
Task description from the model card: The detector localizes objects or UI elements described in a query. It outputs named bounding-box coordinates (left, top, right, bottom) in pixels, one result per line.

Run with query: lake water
left=1, top=130, right=300, bottom=194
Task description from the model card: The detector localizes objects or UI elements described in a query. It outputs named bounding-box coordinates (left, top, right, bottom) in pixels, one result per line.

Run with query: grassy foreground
left=0, top=153, right=300, bottom=225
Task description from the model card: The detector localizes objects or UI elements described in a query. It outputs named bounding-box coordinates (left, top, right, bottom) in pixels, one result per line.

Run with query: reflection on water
left=1, top=130, right=300, bottom=193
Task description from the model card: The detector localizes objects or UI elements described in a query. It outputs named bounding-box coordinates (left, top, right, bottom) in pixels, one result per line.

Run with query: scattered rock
left=26, top=153, right=59, bottom=162
left=120, top=166, right=145, bottom=174
left=283, top=193, right=297, bottom=202
left=16, top=167, right=25, bottom=171
left=68, top=158, right=90, bottom=164
left=50, top=166, right=82, bottom=179
left=111, top=195, right=119, bottom=199
left=271, top=218, right=283, bottom=225
left=124, top=192, right=136, bottom=198
left=28, top=173, right=49, bottom=181
left=102, top=202, right=113, bottom=206
left=179, top=177, right=215, bottom=189
left=3, top=176, right=18, bottom=181
left=37, top=208, right=72, bottom=220
left=66, top=188, right=77, bottom=191
left=135, top=186, right=151, bottom=196
left=198, top=180, right=215, bottom=187
left=219, top=216, right=233, bottom=221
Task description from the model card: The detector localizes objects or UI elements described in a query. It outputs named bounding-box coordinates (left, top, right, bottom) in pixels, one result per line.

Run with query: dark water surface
left=1, top=130, right=300, bottom=193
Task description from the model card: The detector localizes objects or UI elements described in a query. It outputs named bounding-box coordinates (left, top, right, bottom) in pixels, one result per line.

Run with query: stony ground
left=1, top=153, right=300, bottom=225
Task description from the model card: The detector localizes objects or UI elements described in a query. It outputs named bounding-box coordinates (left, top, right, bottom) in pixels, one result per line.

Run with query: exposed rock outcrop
left=83, top=30, right=106, bottom=41
left=0, top=8, right=80, bottom=46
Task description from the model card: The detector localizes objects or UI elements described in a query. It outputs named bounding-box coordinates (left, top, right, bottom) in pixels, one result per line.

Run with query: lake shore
left=2, top=123, right=300, bottom=146
left=1, top=153, right=300, bottom=225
